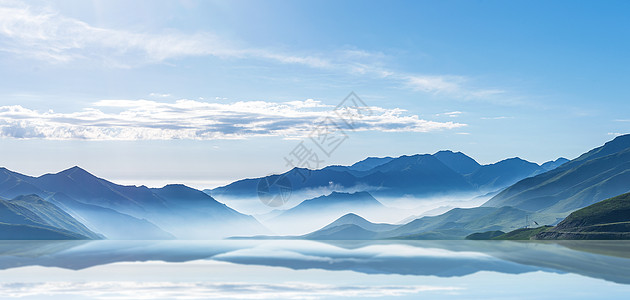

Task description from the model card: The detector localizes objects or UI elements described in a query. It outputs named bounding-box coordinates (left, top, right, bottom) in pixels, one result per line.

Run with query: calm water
left=0, top=240, right=629, bottom=299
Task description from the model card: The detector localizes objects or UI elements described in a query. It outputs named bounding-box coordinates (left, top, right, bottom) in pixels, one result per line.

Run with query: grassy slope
left=535, top=192, right=630, bottom=240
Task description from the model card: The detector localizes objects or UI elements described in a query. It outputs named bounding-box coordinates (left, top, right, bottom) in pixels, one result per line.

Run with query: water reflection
left=0, top=240, right=629, bottom=284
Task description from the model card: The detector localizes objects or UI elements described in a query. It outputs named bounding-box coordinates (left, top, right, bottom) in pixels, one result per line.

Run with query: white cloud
left=0, top=1, right=330, bottom=68
left=0, top=281, right=461, bottom=299
left=0, top=2, right=508, bottom=100
left=480, top=116, right=512, bottom=120
left=405, top=75, right=505, bottom=99
left=436, top=111, right=463, bottom=118
left=607, top=132, right=627, bottom=137
left=0, top=99, right=466, bottom=140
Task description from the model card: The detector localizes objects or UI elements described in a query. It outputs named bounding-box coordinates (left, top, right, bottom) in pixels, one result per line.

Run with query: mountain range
left=1, top=134, right=629, bottom=240
left=0, top=167, right=266, bottom=239
left=208, top=151, right=567, bottom=199
left=240, top=134, right=630, bottom=240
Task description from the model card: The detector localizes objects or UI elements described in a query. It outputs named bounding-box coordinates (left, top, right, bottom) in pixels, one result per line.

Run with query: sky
left=0, top=0, right=628, bottom=189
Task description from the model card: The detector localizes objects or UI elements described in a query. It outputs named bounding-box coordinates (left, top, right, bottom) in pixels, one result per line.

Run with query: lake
left=1, top=240, right=629, bottom=299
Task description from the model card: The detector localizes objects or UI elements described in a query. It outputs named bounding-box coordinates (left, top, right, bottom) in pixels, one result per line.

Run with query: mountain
left=483, top=135, right=630, bottom=213
left=264, top=191, right=390, bottom=235
left=382, top=206, right=545, bottom=239
left=466, top=157, right=543, bottom=192
left=348, top=156, right=393, bottom=171
left=0, top=166, right=267, bottom=239
left=0, top=195, right=99, bottom=240
left=433, top=150, right=481, bottom=174
left=541, top=157, right=569, bottom=171
left=149, top=184, right=267, bottom=239
left=535, top=192, right=630, bottom=240
left=300, top=206, right=559, bottom=240
left=303, top=224, right=379, bottom=240
left=10, top=194, right=102, bottom=239
left=276, top=191, right=384, bottom=216
left=209, top=152, right=552, bottom=200
left=318, top=213, right=397, bottom=232
left=360, top=154, right=474, bottom=195
left=47, top=192, right=174, bottom=240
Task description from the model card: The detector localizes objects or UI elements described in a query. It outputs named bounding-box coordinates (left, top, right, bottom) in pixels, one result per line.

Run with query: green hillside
left=536, top=192, right=630, bottom=240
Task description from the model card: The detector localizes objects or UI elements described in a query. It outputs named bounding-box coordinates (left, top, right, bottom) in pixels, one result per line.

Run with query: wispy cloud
left=0, top=281, right=461, bottom=299
left=436, top=111, right=463, bottom=118
left=0, top=1, right=329, bottom=68
left=480, top=116, right=512, bottom=120
left=608, top=132, right=627, bottom=137
left=0, top=99, right=466, bottom=140
left=0, top=2, right=507, bottom=100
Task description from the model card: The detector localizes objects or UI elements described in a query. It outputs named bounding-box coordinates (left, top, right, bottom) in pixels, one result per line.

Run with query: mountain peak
left=58, top=166, right=92, bottom=176
left=433, top=150, right=480, bottom=175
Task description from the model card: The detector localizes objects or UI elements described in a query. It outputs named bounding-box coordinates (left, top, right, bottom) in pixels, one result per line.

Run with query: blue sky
left=0, top=0, right=628, bottom=188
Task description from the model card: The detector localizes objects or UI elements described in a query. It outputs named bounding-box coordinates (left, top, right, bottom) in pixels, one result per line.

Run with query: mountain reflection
left=0, top=240, right=629, bottom=284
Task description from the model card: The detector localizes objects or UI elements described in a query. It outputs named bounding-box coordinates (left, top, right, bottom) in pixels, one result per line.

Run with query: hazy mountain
left=35, top=166, right=169, bottom=217
left=47, top=192, right=174, bottom=240
left=209, top=152, right=551, bottom=200
left=317, top=213, right=397, bottom=232
left=483, top=134, right=630, bottom=213
left=347, top=156, right=394, bottom=171
left=536, top=192, right=630, bottom=240
left=303, top=224, right=379, bottom=240
left=0, top=166, right=266, bottom=239
left=10, top=195, right=102, bottom=239
left=541, top=157, right=569, bottom=171
left=301, top=205, right=560, bottom=240
left=466, top=157, right=543, bottom=192
left=0, top=167, right=45, bottom=198
left=0, top=195, right=98, bottom=240
left=149, top=184, right=267, bottom=239
left=264, top=191, right=392, bottom=235
left=361, top=154, right=474, bottom=195
left=433, top=150, right=481, bottom=175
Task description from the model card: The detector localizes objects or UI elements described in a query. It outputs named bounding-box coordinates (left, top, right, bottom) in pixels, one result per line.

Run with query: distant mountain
left=0, top=166, right=267, bottom=239
left=209, top=151, right=556, bottom=200
left=466, top=157, right=543, bottom=192
left=264, top=191, right=391, bottom=235
left=299, top=206, right=559, bottom=240
left=382, top=206, right=549, bottom=240
left=433, top=150, right=481, bottom=175
left=10, top=194, right=101, bottom=239
left=541, top=157, right=569, bottom=171
left=348, top=156, right=393, bottom=171
left=535, top=192, right=630, bottom=240
left=361, top=154, right=474, bottom=195
left=149, top=184, right=266, bottom=239
left=318, top=213, right=397, bottom=232
left=47, top=192, right=174, bottom=240
left=303, top=224, right=378, bottom=240
left=0, top=195, right=99, bottom=240
left=483, top=134, right=630, bottom=213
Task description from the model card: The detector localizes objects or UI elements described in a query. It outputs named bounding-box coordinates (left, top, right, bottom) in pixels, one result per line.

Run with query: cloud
left=0, top=1, right=330, bottom=68
left=0, top=281, right=461, bottom=299
left=480, top=116, right=512, bottom=120
left=608, top=132, right=627, bottom=137
left=0, top=99, right=466, bottom=140
left=436, top=111, right=463, bottom=118
left=0, top=2, right=507, bottom=100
